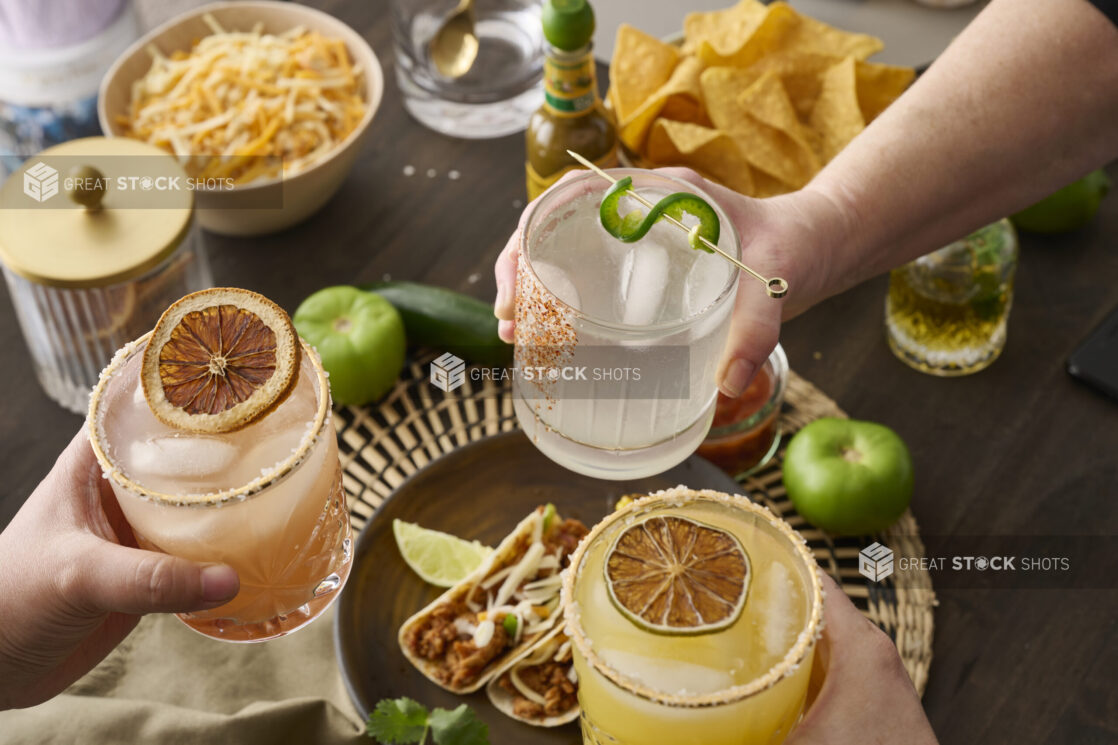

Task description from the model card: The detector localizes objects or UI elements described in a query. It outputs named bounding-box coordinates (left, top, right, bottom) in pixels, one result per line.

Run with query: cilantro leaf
left=428, top=704, right=490, bottom=745
left=367, top=698, right=429, bottom=744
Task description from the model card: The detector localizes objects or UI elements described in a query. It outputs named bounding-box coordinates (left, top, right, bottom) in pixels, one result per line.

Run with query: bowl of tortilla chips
left=607, top=0, right=915, bottom=197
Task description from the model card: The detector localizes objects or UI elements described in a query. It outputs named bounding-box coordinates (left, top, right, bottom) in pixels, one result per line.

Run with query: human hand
left=0, top=429, right=239, bottom=710
left=788, top=573, right=939, bottom=745
left=492, top=168, right=850, bottom=396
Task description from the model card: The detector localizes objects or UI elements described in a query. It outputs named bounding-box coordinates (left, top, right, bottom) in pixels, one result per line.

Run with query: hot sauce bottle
left=525, top=0, right=617, bottom=201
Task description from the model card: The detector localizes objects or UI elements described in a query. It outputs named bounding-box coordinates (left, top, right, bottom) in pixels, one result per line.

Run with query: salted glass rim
left=519, top=169, right=741, bottom=335
left=86, top=331, right=331, bottom=507
left=560, top=488, right=826, bottom=709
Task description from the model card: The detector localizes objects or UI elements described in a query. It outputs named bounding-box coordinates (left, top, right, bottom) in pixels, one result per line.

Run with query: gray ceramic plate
left=334, top=430, right=742, bottom=742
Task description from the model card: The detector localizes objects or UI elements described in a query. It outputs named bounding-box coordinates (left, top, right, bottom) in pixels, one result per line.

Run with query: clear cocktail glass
left=562, top=489, right=825, bottom=744
left=513, top=169, right=740, bottom=480
left=87, top=333, right=352, bottom=642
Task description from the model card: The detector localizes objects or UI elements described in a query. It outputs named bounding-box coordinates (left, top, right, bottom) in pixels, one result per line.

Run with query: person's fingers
left=494, top=227, right=519, bottom=323
left=716, top=280, right=783, bottom=397
left=61, top=538, right=239, bottom=615
left=498, top=319, right=515, bottom=344
left=651, top=165, right=707, bottom=188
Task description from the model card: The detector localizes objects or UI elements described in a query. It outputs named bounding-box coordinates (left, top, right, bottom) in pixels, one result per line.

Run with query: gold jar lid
left=0, top=137, right=193, bottom=289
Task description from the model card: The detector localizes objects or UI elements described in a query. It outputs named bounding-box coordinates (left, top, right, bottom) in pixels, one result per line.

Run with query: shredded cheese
left=121, top=13, right=366, bottom=185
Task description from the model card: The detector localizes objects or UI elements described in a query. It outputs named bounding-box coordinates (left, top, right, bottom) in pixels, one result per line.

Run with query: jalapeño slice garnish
left=599, top=176, right=720, bottom=253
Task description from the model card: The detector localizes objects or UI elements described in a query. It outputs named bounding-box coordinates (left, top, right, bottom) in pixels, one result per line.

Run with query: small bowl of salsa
left=697, top=345, right=788, bottom=477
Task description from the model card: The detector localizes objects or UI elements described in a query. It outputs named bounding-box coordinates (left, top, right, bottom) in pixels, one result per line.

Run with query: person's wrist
left=795, top=176, right=865, bottom=308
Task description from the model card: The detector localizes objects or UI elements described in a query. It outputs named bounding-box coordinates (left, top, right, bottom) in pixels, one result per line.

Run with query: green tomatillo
left=293, top=286, right=406, bottom=407
left=782, top=418, right=914, bottom=535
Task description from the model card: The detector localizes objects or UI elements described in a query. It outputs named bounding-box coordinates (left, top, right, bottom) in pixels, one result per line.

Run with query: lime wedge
left=393, top=519, right=494, bottom=587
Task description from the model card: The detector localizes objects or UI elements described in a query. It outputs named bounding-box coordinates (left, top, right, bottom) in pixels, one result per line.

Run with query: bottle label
left=543, top=53, right=597, bottom=116
left=526, top=148, right=618, bottom=201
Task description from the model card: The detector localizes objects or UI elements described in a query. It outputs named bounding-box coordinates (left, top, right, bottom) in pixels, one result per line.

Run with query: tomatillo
left=782, top=418, right=913, bottom=535
left=293, top=286, right=406, bottom=406
left=1011, top=169, right=1111, bottom=234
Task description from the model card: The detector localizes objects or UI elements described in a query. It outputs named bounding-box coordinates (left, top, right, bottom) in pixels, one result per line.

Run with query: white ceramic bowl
left=99, top=1, right=383, bottom=236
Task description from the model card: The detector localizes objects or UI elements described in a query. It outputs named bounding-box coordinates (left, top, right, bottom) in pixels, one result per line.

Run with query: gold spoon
left=566, top=151, right=789, bottom=298
left=429, top=0, right=479, bottom=79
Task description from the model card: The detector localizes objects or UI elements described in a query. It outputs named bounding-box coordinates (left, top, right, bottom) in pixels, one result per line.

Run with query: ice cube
left=533, top=260, right=582, bottom=310
left=760, top=561, right=797, bottom=658
left=599, top=648, right=734, bottom=695
left=682, top=250, right=730, bottom=318
left=620, top=244, right=669, bottom=326
left=128, top=435, right=238, bottom=483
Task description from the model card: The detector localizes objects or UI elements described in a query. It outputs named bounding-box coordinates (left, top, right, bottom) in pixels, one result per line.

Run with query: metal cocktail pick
left=565, top=150, right=789, bottom=299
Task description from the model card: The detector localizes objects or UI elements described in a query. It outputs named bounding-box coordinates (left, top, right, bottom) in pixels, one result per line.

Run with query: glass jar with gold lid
left=0, top=136, right=211, bottom=413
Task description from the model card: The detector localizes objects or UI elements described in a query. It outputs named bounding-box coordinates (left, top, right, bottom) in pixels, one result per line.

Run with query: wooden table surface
left=1, top=1, right=1116, bottom=742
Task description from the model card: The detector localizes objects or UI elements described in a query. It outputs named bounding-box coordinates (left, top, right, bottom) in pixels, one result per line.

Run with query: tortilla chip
left=751, top=168, right=794, bottom=198
left=611, top=25, right=680, bottom=124
left=735, top=71, right=820, bottom=186
left=698, top=3, right=882, bottom=69
left=620, top=56, right=708, bottom=152
left=698, top=2, right=800, bottom=69
left=646, top=120, right=755, bottom=196
left=855, top=60, right=915, bottom=122
left=810, top=57, right=864, bottom=162
left=791, top=10, right=884, bottom=61
left=742, top=51, right=842, bottom=120
left=684, top=0, right=768, bottom=57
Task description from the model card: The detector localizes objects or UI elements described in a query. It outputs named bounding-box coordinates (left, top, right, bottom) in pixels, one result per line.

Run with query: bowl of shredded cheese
left=99, top=1, right=383, bottom=236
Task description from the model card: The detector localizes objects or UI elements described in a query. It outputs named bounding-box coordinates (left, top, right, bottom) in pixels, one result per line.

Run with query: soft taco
left=486, top=625, right=579, bottom=727
left=398, top=504, right=588, bottom=693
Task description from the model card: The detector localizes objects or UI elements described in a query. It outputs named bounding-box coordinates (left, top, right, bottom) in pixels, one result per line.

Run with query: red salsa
left=697, top=365, right=780, bottom=476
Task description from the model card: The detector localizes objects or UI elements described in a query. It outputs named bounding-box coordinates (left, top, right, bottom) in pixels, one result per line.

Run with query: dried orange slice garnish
left=605, top=515, right=750, bottom=635
left=141, top=287, right=300, bottom=433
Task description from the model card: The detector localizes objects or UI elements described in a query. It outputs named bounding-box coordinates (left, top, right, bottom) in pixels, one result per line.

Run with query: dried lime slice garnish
left=605, top=515, right=750, bottom=635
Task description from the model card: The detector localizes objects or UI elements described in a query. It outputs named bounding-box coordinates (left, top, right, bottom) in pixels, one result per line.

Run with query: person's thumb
left=716, top=281, right=783, bottom=397
left=67, top=539, right=239, bottom=615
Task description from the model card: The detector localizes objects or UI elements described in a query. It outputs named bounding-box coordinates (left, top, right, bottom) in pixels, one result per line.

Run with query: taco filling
left=402, top=508, right=588, bottom=690
left=494, top=633, right=578, bottom=722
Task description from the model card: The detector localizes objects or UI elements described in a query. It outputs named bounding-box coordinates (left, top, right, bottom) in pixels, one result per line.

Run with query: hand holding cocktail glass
left=0, top=429, right=239, bottom=710
left=494, top=166, right=844, bottom=399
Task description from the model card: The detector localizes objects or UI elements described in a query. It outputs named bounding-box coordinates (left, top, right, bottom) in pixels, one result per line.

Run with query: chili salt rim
left=86, top=331, right=332, bottom=507
left=560, top=487, right=826, bottom=709
left=518, top=169, right=741, bottom=335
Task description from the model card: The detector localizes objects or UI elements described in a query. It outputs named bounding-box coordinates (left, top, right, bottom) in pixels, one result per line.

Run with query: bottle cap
left=542, top=0, right=595, bottom=52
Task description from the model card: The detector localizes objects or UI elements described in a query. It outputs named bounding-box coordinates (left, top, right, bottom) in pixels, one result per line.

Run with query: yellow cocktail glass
left=562, top=488, right=824, bottom=745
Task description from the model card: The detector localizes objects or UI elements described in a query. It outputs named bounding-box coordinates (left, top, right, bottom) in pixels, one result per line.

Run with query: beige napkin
left=0, top=606, right=367, bottom=744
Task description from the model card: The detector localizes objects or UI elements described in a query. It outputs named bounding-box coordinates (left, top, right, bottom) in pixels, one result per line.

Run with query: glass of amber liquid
left=88, top=331, right=352, bottom=642
left=562, top=488, right=824, bottom=745
left=885, top=218, right=1018, bottom=376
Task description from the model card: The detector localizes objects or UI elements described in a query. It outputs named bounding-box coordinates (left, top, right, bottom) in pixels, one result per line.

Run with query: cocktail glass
left=885, top=218, right=1018, bottom=376
left=513, top=169, right=739, bottom=480
left=562, top=489, right=825, bottom=745
left=87, top=332, right=352, bottom=642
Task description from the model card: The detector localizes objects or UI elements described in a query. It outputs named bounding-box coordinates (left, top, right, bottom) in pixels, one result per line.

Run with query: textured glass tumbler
left=885, top=218, right=1018, bottom=376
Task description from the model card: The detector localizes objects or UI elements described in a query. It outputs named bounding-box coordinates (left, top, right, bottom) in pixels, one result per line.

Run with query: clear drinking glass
left=88, top=334, right=352, bottom=642
left=885, top=218, right=1018, bottom=376
left=391, top=0, right=544, bottom=138
left=512, top=169, right=739, bottom=480
left=562, top=490, right=825, bottom=745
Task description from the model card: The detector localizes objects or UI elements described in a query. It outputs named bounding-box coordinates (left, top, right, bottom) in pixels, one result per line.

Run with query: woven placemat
left=334, top=353, right=936, bottom=695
